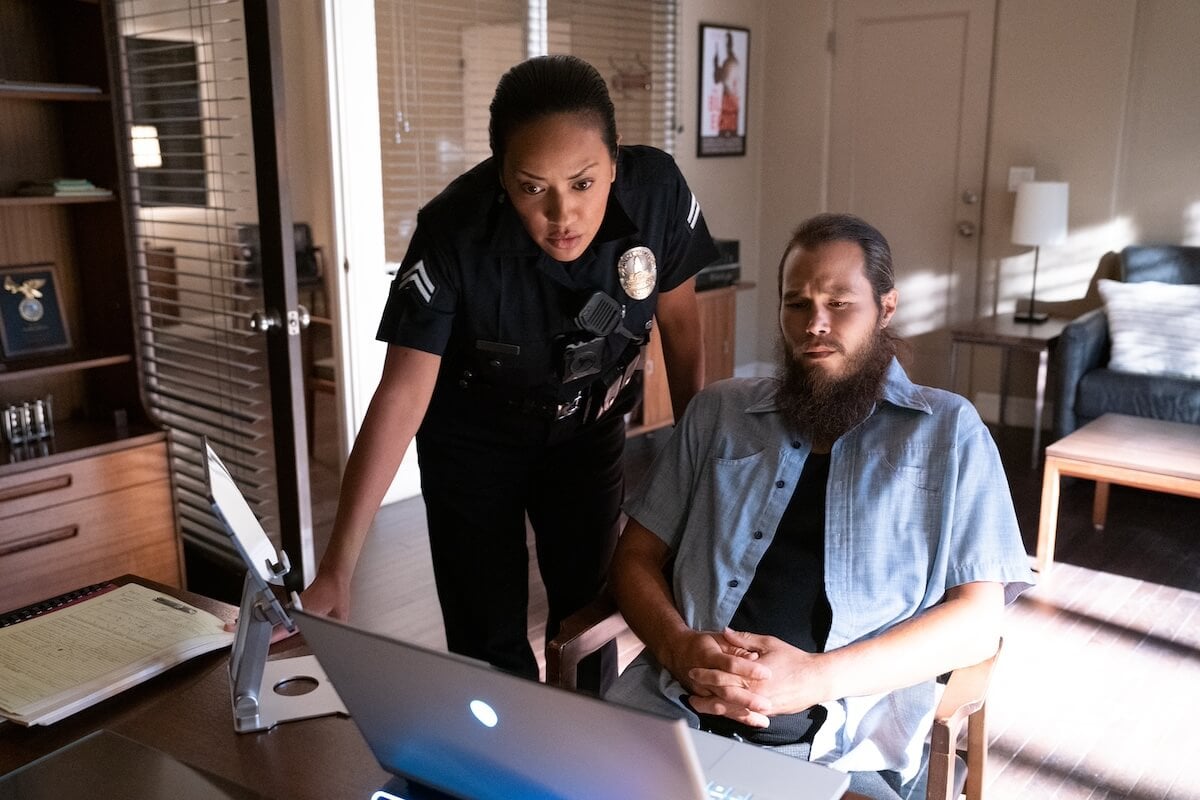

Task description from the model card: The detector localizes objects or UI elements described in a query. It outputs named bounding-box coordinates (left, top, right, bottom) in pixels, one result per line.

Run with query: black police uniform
left=377, top=145, right=718, bottom=687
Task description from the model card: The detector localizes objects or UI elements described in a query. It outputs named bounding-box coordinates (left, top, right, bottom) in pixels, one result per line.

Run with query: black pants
left=415, top=412, right=623, bottom=692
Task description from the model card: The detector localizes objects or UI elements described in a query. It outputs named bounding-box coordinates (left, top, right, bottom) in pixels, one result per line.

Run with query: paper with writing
left=0, top=583, right=233, bottom=725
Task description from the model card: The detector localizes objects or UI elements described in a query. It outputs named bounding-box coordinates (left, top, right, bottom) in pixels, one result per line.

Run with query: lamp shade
left=1012, top=181, right=1069, bottom=246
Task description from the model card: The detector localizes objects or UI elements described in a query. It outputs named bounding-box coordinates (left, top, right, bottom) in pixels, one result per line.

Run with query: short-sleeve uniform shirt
left=377, top=145, right=718, bottom=438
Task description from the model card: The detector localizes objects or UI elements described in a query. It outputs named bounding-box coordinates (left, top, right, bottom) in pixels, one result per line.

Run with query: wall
left=672, top=1, right=768, bottom=371
left=1114, top=0, right=1200, bottom=246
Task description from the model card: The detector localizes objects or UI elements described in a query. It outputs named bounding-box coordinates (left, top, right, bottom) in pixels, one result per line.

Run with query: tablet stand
left=227, top=549, right=347, bottom=733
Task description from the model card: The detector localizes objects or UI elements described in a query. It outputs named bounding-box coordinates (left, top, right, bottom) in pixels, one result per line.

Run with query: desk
left=0, top=577, right=389, bottom=799
left=949, top=314, right=1069, bottom=469
left=1, top=576, right=864, bottom=800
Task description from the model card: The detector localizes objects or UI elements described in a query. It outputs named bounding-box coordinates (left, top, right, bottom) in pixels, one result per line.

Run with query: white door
left=829, top=0, right=994, bottom=388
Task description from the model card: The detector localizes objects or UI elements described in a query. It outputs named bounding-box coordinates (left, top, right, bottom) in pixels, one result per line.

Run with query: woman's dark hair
left=776, top=213, right=895, bottom=307
left=489, top=55, right=618, bottom=166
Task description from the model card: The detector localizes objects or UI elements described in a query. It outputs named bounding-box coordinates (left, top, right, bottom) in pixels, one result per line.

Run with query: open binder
left=0, top=577, right=233, bottom=726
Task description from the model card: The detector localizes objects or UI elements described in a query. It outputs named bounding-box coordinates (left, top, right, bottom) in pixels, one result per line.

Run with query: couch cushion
left=1076, top=368, right=1200, bottom=426
left=1098, top=279, right=1200, bottom=380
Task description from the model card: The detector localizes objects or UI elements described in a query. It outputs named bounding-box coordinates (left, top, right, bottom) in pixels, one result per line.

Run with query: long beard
left=775, top=329, right=896, bottom=445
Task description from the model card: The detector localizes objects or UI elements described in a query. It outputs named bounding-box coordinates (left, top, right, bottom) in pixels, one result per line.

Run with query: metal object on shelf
left=2, top=395, right=54, bottom=445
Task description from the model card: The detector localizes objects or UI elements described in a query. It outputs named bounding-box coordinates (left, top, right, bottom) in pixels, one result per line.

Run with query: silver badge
left=617, top=246, right=657, bottom=301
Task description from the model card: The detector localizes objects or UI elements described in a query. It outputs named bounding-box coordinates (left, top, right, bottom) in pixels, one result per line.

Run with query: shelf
left=0, top=352, right=133, bottom=383
left=0, top=83, right=108, bottom=102
left=0, top=194, right=115, bottom=206
left=0, top=418, right=164, bottom=478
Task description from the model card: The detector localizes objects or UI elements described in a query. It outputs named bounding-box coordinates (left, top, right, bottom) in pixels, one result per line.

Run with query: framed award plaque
left=0, top=263, right=72, bottom=358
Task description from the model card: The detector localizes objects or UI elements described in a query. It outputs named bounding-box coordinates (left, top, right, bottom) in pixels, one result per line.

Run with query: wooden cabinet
left=632, top=285, right=739, bottom=435
left=0, top=434, right=179, bottom=612
left=0, top=1, right=176, bottom=607
left=697, top=285, right=737, bottom=384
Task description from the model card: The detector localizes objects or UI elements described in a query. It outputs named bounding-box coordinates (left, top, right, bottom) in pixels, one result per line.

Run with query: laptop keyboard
left=706, top=780, right=754, bottom=799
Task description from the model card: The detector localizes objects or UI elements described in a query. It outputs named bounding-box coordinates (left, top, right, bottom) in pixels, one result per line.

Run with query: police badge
left=0, top=264, right=71, bottom=358
left=617, top=246, right=657, bottom=301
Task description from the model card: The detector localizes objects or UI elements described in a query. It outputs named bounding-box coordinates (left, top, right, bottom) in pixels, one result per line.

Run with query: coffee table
left=1036, top=413, right=1200, bottom=574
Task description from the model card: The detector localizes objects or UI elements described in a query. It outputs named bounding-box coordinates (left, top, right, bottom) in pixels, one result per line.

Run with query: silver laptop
left=293, top=610, right=849, bottom=800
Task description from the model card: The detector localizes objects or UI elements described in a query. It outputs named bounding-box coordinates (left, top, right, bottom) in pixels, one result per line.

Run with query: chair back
left=1119, top=245, right=1200, bottom=285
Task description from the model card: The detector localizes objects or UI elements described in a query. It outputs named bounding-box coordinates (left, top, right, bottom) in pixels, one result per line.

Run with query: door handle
left=249, top=310, right=280, bottom=332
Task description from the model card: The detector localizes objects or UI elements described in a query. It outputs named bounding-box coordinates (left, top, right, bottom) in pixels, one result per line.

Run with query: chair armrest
left=927, top=641, right=1001, bottom=800
left=934, top=648, right=997, bottom=730
left=546, top=593, right=628, bottom=690
left=1053, top=307, right=1110, bottom=439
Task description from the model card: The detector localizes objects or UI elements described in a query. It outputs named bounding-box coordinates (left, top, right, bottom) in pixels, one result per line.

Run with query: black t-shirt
left=375, top=145, right=719, bottom=440
left=696, top=452, right=832, bottom=746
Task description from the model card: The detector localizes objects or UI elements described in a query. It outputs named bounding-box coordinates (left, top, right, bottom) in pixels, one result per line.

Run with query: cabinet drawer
left=0, top=479, right=180, bottom=613
left=0, top=440, right=169, bottom=521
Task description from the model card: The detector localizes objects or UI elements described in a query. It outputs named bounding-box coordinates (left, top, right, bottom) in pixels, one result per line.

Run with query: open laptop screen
left=292, top=609, right=710, bottom=800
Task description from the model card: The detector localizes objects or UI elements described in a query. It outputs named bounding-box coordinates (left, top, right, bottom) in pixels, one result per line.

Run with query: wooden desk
left=2, top=576, right=864, bottom=799
left=0, top=576, right=389, bottom=799
left=949, top=314, right=1069, bottom=469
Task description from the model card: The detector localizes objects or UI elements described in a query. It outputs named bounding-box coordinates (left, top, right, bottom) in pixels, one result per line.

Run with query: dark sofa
left=1053, top=245, right=1200, bottom=439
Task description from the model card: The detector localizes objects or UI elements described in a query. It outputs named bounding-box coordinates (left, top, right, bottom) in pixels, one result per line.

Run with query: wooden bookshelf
left=0, top=0, right=177, bottom=600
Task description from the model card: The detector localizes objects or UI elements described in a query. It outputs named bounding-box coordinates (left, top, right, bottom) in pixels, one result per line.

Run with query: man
left=606, top=213, right=1034, bottom=799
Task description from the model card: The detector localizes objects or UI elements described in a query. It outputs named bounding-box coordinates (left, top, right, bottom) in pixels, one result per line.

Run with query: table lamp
left=1011, top=180, right=1069, bottom=324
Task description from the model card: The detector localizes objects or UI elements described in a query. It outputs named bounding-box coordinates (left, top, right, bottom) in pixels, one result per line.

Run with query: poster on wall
left=698, top=24, right=749, bottom=157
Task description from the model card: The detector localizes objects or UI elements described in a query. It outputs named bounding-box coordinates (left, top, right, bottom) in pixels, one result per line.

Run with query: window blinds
left=374, top=0, right=678, bottom=263
left=111, top=0, right=285, bottom=569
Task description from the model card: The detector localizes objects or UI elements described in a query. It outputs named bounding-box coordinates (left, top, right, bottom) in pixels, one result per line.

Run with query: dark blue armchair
left=1053, top=245, right=1200, bottom=439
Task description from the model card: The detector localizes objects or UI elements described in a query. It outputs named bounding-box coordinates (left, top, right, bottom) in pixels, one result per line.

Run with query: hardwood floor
left=308, top=410, right=1200, bottom=799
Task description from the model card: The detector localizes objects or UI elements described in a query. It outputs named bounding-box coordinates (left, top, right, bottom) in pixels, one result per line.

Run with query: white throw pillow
left=1098, top=278, right=1200, bottom=380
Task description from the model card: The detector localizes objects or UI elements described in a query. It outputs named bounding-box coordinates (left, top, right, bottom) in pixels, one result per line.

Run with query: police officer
left=303, top=55, right=718, bottom=691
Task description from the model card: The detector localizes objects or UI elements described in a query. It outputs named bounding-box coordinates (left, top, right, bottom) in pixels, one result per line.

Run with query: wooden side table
left=949, top=314, right=1069, bottom=469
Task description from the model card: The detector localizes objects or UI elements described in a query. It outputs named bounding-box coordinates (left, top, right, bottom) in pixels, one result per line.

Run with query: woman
left=303, top=55, right=718, bottom=690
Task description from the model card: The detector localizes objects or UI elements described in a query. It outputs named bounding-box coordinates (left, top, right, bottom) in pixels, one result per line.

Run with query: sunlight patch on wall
left=891, top=268, right=953, bottom=338
left=1184, top=200, right=1200, bottom=246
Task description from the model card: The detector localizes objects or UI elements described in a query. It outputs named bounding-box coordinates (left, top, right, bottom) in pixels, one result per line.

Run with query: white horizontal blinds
left=546, top=0, right=677, bottom=152
left=375, top=0, right=528, bottom=263
left=375, top=0, right=677, bottom=264
left=112, top=0, right=282, bottom=568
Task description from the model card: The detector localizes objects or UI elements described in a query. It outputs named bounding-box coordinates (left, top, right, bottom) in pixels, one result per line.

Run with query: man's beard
left=775, top=328, right=897, bottom=446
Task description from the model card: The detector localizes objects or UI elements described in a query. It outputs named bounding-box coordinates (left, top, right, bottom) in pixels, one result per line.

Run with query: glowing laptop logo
left=469, top=699, right=499, bottom=728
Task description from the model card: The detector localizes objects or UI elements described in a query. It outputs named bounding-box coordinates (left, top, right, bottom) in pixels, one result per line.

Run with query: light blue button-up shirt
left=608, top=359, right=1035, bottom=781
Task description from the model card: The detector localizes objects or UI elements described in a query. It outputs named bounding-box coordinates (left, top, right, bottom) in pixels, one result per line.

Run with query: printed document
left=0, top=582, right=233, bottom=726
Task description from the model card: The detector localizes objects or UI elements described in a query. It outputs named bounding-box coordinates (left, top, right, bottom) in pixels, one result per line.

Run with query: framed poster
left=0, top=263, right=72, bottom=358
left=698, top=24, right=750, bottom=157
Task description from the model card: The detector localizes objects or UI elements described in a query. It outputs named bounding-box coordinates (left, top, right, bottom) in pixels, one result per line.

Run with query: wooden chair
left=546, top=597, right=1000, bottom=800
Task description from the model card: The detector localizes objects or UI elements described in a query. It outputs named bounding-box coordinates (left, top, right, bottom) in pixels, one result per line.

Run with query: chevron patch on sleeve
left=398, top=259, right=435, bottom=303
